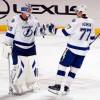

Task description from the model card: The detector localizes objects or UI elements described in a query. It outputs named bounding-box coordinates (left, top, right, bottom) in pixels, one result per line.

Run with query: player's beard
left=25, top=12, right=31, bottom=17
left=20, top=13, right=28, bottom=21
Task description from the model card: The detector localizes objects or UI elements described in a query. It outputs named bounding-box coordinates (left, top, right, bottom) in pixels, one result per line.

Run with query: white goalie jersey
left=62, top=17, right=95, bottom=56
left=5, top=14, right=39, bottom=49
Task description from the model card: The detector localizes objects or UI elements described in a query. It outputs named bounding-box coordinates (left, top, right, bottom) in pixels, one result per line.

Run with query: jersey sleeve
left=89, top=31, right=96, bottom=45
left=4, top=17, right=17, bottom=46
left=62, top=18, right=78, bottom=36
left=33, top=18, right=41, bottom=36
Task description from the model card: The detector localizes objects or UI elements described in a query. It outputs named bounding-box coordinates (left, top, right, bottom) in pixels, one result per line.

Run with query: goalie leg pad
left=18, top=56, right=39, bottom=91
left=10, top=64, right=24, bottom=94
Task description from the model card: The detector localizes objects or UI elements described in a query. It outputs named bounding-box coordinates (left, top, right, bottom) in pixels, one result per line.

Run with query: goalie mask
left=21, top=4, right=32, bottom=17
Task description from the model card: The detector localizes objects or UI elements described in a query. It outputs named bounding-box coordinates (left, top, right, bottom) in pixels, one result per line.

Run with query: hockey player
left=48, top=5, right=96, bottom=95
left=3, top=4, right=40, bottom=95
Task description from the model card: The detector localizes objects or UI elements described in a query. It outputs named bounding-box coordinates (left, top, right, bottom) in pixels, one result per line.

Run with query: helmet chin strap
left=26, top=12, right=31, bottom=17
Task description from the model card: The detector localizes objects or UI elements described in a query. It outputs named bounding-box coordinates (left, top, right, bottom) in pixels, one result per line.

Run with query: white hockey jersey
left=62, top=17, right=95, bottom=56
left=5, top=14, right=39, bottom=49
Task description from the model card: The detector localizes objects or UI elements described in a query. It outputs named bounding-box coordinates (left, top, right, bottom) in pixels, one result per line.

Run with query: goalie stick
left=8, top=53, right=14, bottom=95
left=0, top=42, right=13, bottom=94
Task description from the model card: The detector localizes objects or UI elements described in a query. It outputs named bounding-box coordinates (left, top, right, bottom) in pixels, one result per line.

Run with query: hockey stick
left=8, top=53, right=14, bottom=95
left=89, top=34, right=100, bottom=45
left=0, top=42, right=13, bottom=94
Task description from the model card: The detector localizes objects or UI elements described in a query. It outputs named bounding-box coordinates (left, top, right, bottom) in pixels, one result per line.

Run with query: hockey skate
left=48, top=84, right=69, bottom=95
left=59, top=85, right=69, bottom=96
left=48, top=84, right=61, bottom=95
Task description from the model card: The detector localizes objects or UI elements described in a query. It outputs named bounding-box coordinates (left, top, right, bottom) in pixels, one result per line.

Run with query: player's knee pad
left=70, top=67, right=79, bottom=73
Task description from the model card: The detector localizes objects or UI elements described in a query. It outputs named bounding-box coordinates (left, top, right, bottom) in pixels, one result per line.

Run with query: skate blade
left=48, top=89, right=59, bottom=95
left=58, top=91, right=67, bottom=96
left=8, top=89, right=34, bottom=96
left=58, top=90, right=69, bottom=96
left=48, top=89, right=68, bottom=96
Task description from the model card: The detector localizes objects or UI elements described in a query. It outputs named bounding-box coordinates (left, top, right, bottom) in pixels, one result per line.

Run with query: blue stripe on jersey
left=13, top=40, right=34, bottom=46
left=6, top=32, right=14, bottom=38
left=90, top=36, right=95, bottom=40
left=67, top=43, right=89, bottom=50
left=62, top=29, right=70, bottom=36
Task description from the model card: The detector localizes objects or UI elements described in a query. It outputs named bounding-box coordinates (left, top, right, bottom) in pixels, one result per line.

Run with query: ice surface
left=0, top=33, right=100, bottom=100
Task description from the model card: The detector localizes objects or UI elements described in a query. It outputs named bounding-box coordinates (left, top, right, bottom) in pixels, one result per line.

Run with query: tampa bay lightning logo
left=23, top=26, right=33, bottom=37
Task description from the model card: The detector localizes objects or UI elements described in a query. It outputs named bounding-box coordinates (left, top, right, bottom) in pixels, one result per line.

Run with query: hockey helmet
left=76, top=5, right=87, bottom=14
left=21, top=4, right=32, bottom=13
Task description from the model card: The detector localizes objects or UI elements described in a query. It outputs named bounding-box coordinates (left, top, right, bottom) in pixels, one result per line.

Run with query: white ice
left=0, top=31, right=100, bottom=100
